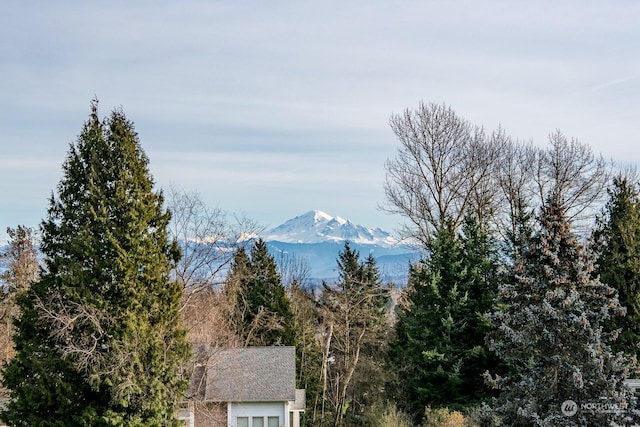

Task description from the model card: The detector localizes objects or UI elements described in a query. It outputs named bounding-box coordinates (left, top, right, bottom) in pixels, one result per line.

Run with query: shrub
left=365, top=402, right=413, bottom=427
left=423, top=406, right=474, bottom=427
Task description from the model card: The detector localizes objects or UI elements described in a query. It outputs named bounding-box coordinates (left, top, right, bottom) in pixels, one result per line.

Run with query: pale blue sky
left=1, top=1, right=639, bottom=242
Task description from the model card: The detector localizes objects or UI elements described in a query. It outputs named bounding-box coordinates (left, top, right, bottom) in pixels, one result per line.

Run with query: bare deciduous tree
left=534, top=131, right=612, bottom=228
left=493, top=138, right=539, bottom=249
left=180, top=287, right=240, bottom=347
left=166, top=185, right=262, bottom=311
left=384, top=102, right=612, bottom=244
left=316, top=246, right=390, bottom=427
left=275, top=250, right=312, bottom=289
left=383, top=102, right=501, bottom=244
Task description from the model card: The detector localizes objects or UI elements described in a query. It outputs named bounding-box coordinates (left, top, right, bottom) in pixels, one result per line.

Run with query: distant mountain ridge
left=264, top=210, right=397, bottom=246
left=261, top=210, right=421, bottom=284
left=0, top=211, right=421, bottom=286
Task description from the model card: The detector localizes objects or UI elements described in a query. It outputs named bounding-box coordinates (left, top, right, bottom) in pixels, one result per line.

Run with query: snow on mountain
left=263, top=210, right=397, bottom=246
left=260, top=211, right=421, bottom=284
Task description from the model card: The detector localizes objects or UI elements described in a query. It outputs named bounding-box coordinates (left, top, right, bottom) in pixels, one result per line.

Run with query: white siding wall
left=227, top=402, right=287, bottom=427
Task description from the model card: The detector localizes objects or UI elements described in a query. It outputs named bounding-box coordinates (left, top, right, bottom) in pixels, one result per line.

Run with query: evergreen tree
left=2, top=101, right=190, bottom=426
left=390, top=217, right=501, bottom=421
left=0, top=226, right=40, bottom=295
left=224, top=245, right=252, bottom=342
left=0, top=226, right=40, bottom=364
left=319, top=242, right=389, bottom=427
left=592, top=175, right=640, bottom=359
left=226, top=240, right=296, bottom=346
left=484, top=198, right=638, bottom=426
left=502, top=196, right=535, bottom=266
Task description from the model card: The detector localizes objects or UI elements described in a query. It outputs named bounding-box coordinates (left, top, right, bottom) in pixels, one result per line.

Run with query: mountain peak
left=301, top=209, right=332, bottom=222
left=263, top=211, right=395, bottom=246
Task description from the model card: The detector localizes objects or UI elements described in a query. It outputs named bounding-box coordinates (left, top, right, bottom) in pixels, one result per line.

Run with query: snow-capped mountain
left=263, top=210, right=397, bottom=246
left=261, top=211, right=421, bottom=284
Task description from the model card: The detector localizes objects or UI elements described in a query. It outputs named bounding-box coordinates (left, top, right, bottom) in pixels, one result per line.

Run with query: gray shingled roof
left=204, top=346, right=296, bottom=402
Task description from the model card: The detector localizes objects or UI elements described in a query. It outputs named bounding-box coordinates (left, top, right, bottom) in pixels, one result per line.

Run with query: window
left=237, top=415, right=277, bottom=427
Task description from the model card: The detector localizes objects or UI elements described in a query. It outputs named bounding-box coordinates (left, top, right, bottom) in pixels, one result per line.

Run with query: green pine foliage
left=225, top=245, right=252, bottom=340
left=1, top=101, right=190, bottom=426
left=390, top=217, right=502, bottom=421
left=226, top=239, right=296, bottom=346
left=592, top=175, right=640, bottom=359
left=483, top=198, right=638, bottom=426
left=502, top=196, right=536, bottom=266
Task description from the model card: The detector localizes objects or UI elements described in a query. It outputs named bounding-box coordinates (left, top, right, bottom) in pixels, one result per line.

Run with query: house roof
left=203, top=346, right=296, bottom=402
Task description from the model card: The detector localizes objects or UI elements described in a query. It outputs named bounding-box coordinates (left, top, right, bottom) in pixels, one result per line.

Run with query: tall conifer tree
left=390, top=216, right=501, bottom=421
left=0, top=226, right=39, bottom=295
left=226, top=240, right=296, bottom=346
left=0, top=226, right=39, bottom=364
left=592, top=175, right=640, bottom=358
left=484, top=197, right=637, bottom=426
left=2, top=100, right=190, bottom=426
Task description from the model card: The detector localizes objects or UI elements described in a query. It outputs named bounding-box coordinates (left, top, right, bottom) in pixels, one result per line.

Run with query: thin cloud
left=2, top=1, right=640, bottom=233
left=592, top=75, right=640, bottom=92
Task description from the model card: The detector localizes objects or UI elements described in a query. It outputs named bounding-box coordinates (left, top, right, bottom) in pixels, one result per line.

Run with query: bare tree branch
left=165, top=185, right=263, bottom=311
left=35, top=292, right=115, bottom=375
left=534, top=131, right=612, bottom=230
left=383, top=102, right=612, bottom=242
left=382, top=102, right=500, bottom=244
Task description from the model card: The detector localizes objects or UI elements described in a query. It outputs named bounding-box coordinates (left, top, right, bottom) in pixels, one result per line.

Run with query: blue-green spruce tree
left=483, top=197, right=638, bottom=426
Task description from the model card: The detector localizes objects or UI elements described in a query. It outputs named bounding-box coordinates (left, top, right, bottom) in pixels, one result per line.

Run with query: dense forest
left=1, top=100, right=640, bottom=426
